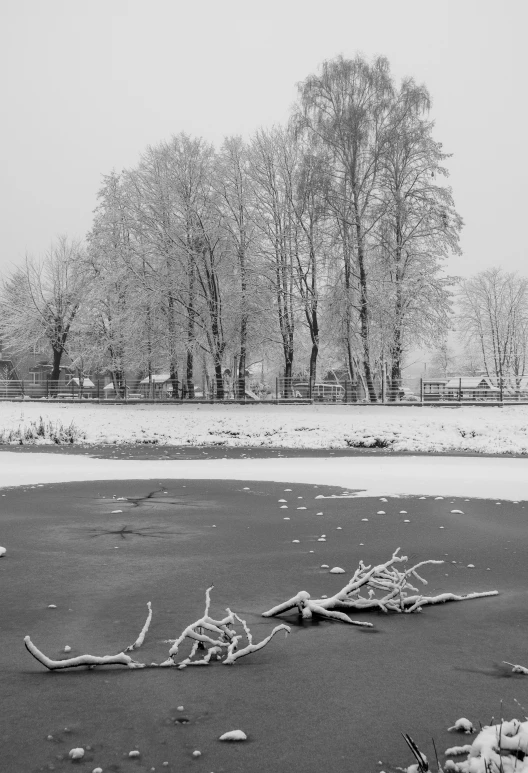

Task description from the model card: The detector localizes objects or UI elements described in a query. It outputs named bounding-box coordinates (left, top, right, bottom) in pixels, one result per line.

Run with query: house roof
left=139, top=374, right=173, bottom=385
left=445, top=377, right=499, bottom=390
left=67, top=378, right=95, bottom=388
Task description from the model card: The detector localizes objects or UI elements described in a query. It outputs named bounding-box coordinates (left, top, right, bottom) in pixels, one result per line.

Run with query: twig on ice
left=124, top=601, right=152, bottom=651
left=503, top=661, right=528, bottom=675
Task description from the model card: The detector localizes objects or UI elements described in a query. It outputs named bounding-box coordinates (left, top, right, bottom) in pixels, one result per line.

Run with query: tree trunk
left=354, top=205, right=377, bottom=402
left=238, top=343, right=246, bottom=399
left=214, top=360, right=224, bottom=399
left=186, top=254, right=195, bottom=398
left=167, top=292, right=179, bottom=399
left=169, top=362, right=179, bottom=399
left=307, top=306, right=319, bottom=398
left=50, top=347, right=62, bottom=383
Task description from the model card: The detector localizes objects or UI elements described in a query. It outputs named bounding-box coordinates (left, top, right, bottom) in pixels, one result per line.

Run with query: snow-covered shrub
left=0, top=416, right=85, bottom=445
left=444, top=719, right=528, bottom=772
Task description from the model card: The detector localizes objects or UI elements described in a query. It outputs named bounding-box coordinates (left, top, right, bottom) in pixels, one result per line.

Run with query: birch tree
left=295, top=54, right=394, bottom=401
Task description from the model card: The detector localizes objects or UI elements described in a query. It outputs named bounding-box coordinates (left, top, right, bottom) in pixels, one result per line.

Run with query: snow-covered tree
left=0, top=236, right=88, bottom=385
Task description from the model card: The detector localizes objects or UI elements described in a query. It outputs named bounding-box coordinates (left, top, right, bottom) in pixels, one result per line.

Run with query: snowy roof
left=139, top=374, right=173, bottom=385
left=445, top=377, right=499, bottom=390
left=67, top=378, right=95, bottom=388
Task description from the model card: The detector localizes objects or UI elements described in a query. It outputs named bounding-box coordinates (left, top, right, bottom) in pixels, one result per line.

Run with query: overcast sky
left=1, top=0, right=526, bottom=279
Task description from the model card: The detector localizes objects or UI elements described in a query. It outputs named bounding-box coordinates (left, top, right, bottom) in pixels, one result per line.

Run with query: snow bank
left=1, top=452, right=528, bottom=500
left=2, top=403, right=528, bottom=454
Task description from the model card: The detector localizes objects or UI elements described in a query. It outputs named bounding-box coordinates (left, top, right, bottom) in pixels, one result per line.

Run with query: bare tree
left=0, top=236, right=87, bottom=387
left=248, top=127, right=298, bottom=393
left=428, top=338, right=458, bottom=378
left=458, top=267, right=528, bottom=388
left=215, top=136, right=261, bottom=397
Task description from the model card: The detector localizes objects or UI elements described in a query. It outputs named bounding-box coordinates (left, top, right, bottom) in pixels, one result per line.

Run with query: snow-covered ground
left=2, top=402, right=528, bottom=454
left=1, top=452, right=528, bottom=500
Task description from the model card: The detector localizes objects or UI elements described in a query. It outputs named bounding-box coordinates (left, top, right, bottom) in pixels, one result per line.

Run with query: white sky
left=1, top=0, right=527, bottom=279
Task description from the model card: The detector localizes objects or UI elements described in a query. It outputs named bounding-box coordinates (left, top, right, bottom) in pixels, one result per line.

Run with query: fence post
left=381, top=373, right=385, bottom=403
left=500, top=376, right=503, bottom=403
left=420, top=377, right=424, bottom=403
left=459, top=377, right=462, bottom=402
left=276, top=377, right=278, bottom=400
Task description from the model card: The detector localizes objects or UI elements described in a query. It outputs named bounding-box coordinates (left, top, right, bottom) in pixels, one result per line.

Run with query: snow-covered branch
left=24, top=601, right=153, bottom=670
left=263, top=548, right=498, bottom=624
left=25, top=592, right=290, bottom=672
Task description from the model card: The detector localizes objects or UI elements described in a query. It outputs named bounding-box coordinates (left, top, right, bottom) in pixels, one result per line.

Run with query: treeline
left=0, top=55, right=463, bottom=399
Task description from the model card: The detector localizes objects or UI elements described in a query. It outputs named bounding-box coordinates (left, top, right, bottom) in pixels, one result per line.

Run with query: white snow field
left=1, top=452, right=528, bottom=500
left=2, top=402, right=528, bottom=453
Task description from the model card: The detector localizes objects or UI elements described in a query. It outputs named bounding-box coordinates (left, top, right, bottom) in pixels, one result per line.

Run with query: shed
left=444, top=377, right=499, bottom=399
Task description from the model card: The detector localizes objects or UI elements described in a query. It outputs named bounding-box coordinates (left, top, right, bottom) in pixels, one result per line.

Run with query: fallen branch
left=24, top=601, right=153, bottom=670
left=223, top=611, right=290, bottom=664
left=263, top=548, right=498, bottom=624
left=25, top=592, right=290, bottom=671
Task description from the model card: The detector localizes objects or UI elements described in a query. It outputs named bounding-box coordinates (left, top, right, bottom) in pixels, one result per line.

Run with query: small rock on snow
left=129, top=750, right=140, bottom=758
left=297, top=506, right=307, bottom=509
left=336, top=526, right=342, bottom=530
left=404, top=520, right=410, bottom=523
left=292, top=539, right=300, bottom=543
left=283, top=517, right=290, bottom=520
left=177, top=706, right=184, bottom=711
left=64, top=645, right=71, bottom=652
left=317, top=538, right=326, bottom=542
left=68, top=748, right=85, bottom=760
left=48, top=604, right=57, bottom=609
left=192, top=750, right=201, bottom=757
left=278, top=499, right=287, bottom=502
left=399, top=510, right=407, bottom=514
left=329, top=567, right=345, bottom=574
left=92, top=768, right=103, bottom=773
left=467, top=564, right=475, bottom=568
left=435, top=496, right=444, bottom=500
left=361, top=518, right=368, bottom=521
left=377, top=511, right=385, bottom=515
left=451, top=510, right=464, bottom=514
left=280, top=505, right=288, bottom=508
left=219, top=730, right=247, bottom=741
left=316, top=512, right=323, bottom=515
left=111, top=510, right=123, bottom=513
left=0, top=546, right=6, bottom=557
left=321, top=564, right=329, bottom=568
left=315, top=495, right=324, bottom=499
